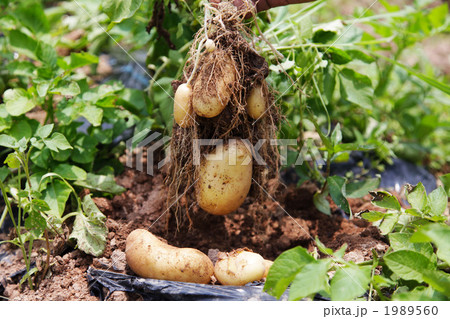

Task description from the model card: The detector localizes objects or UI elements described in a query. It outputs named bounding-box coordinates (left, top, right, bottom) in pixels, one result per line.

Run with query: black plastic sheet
left=87, top=267, right=287, bottom=301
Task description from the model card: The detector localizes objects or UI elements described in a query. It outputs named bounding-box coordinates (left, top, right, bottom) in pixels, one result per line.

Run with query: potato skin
left=262, top=259, right=274, bottom=278
left=174, top=83, right=194, bottom=128
left=214, top=250, right=266, bottom=286
left=246, top=83, right=267, bottom=120
left=196, top=139, right=252, bottom=215
left=126, top=229, right=214, bottom=284
left=192, top=52, right=236, bottom=118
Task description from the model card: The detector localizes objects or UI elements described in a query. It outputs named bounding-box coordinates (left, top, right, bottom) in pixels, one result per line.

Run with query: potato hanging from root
left=126, top=229, right=214, bottom=284
left=192, top=50, right=237, bottom=118
left=246, top=82, right=267, bottom=120
left=214, top=250, right=266, bottom=286
left=173, top=83, right=194, bottom=128
left=196, top=139, right=252, bottom=215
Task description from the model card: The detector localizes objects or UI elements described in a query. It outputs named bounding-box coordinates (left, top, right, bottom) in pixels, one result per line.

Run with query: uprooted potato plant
left=167, top=1, right=280, bottom=224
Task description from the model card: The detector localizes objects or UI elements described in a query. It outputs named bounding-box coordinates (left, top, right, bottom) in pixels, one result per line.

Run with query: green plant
left=0, top=124, right=110, bottom=289
left=264, top=175, right=450, bottom=301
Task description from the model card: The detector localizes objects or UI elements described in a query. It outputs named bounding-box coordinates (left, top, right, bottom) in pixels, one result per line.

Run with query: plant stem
left=0, top=179, right=33, bottom=290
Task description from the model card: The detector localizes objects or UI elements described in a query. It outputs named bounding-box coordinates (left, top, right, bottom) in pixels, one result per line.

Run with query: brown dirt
left=0, top=156, right=389, bottom=300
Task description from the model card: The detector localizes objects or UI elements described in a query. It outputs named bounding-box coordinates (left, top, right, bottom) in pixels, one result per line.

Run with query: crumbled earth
left=0, top=159, right=390, bottom=300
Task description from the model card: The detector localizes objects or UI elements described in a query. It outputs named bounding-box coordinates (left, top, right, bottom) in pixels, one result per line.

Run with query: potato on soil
left=262, top=259, right=273, bottom=278
left=126, top=229, right=214, bottom=284
left=246, top=82, right=267, bottom=120
left=196, top=139, right=252, bottom=215
left=192, top=50, right=237, bottom=118
left=214, top=250, right=266, bottom=286
left=173, top=83, right=194, bottom=128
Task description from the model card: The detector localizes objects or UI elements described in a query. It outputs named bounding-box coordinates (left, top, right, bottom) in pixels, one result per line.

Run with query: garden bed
left=0, top=154, right=390, bottom=301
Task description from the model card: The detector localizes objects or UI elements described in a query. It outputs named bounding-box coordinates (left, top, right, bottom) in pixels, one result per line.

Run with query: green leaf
left=405, top=183, right=427, bottom=211
left=440, top=173, right=450, bottom=197
left=369, top=190, right=401, bottom=211
left=49, top=81, right=80, bottom=96
left=8, top=30, right=38, bottom=60
left=31, top=199, right=50, bottom=212
left=427, top=3, right=448, bottom=29
left=264, top=246, right=315, bottom=299
left=330, top=265, right=371, bottom=300
left=4, top=153, right=21, bottom=169
left=313, top=191, right=331, bottom=215
left=360, top=210, right=384, bottom=222
left=0, top=134, right=18, bottom=149
left=54, top=164, right=87, bottom=181
left=346, top=177, right=380, bottom=198
left=0, top=166, right=9, bottom=182
left=102, top=0, right=143, bottom=24
left=388, top=233, right=434, bottom=259
left=70, top=135, right=97, bottom=164
left=315, top=237, right=333, bottom=256
left=392, top=286, right=447, bottom=301
left=379, top=212, right=399, bottom=235
left=326, top=47, right=352, bottom=64
left=24, top=210, right=47, bottom=234
left=81, top=105, right=103, bottom=127
left=74, top=173, right=125, bottom=195
left=422, top=269, right=450, bottom=297
left=410, top=223, right=450, bottom=265
left=43, top=133, right=73, bottom=152
left=69, top=52, right=99, bottom=70
left=330, top=123, right=342, bottom=146
left=327, top=175, right=351, bottom=214
left=384, top=250, right=435, bottom=282
left=36, top=124, right=54, bottom=139
left=427, top=186, right=447, bottom=216
left=42, top=179, right=72, bottom=219
left=9, top=120, right=32, bottom=141
left=69, top=195, right=107, bottom=257
left=4, top=88, right=35, bottom=116
left=346, top=50, right=375, bottom=63
left=13, top=1, right=49, bottom=34
left=339, top=68, right=373, bottom=108
left=289, top=259, right=331, bottom=300
left=373, top=52, right=450, bottom=95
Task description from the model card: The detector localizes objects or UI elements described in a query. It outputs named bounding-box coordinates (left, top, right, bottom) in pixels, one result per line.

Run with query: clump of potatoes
left=125, top=229, right=273, bottom=286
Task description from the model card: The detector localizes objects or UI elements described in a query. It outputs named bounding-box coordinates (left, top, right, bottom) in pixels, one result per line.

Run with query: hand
left=210, top=0, right=315, bottom=13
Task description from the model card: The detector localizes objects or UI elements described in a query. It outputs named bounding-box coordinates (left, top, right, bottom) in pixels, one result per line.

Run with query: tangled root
left=166, top=1, right=280, bottom=228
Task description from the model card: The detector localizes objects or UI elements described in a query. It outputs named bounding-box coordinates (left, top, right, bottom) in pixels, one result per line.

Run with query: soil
left=0, top=151, right=390, bottom=301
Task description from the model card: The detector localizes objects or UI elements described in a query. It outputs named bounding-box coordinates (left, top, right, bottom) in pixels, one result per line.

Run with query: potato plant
left=167, top=1, right=280, bottom=220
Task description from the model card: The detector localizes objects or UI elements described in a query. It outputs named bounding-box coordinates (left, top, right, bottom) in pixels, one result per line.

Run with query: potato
left=173, top=83, right=194, bottom=128
left=214, top=250, right=266, bottom=286
left=126, top=229, right=214, bottom=284
left=262, top=259, right=273, bottom=278
left=192, top=52, right=236, bottom=118
left=196, top=139, right=252, bottom=215
left=246, top=82, right=267, bottom=120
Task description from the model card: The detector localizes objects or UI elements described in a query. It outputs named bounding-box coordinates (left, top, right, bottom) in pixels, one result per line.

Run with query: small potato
left=214, top=250, right=266, bottom=286
left=246, top=82, right=267, bottom=120
left=196, top=139, right=252, bottom=215
left=174, top=83, right=194, bottom=128
left=192, top=52, right=236, bottom=118
left=262, top=259, right=274, bottom=278
left=126, top=229, right=214, bottom=284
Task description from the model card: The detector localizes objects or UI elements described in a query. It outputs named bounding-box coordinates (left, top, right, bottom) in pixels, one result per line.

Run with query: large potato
left=126, top=229, right=214, bottom=284
left=196, top=139, right=252, bottom=215
left=173, top=83, right=194, bottom=128
left=214, top=250, right=266, bottom=286
left=192, top=52, right=236, bottom=118
left=246, top=82, right=267, bottom=120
